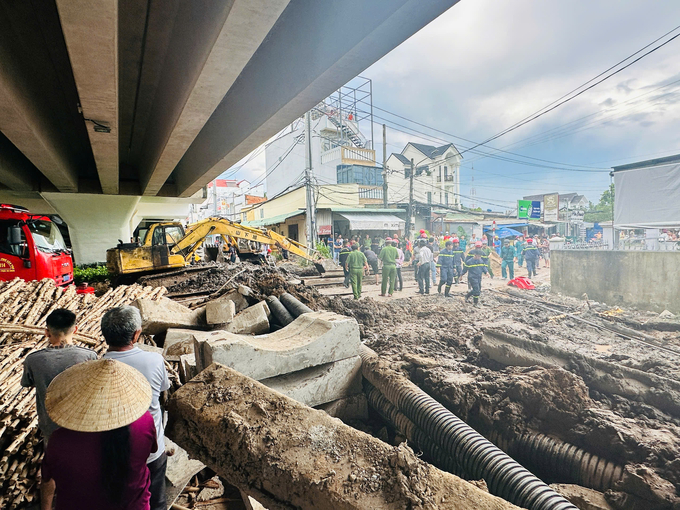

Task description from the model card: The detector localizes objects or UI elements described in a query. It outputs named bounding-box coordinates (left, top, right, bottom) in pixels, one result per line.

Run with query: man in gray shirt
left=102, top=306, right=170, bottom=510
left=21, top=309, right=97, bottom=441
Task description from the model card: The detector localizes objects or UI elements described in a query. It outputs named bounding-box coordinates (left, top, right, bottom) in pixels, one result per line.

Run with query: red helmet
left=527, top=238, right=533, bottom=243
left=475, top=241, right=483, bottom=247
left=419, top=229, right=425, bottom=234
left=452, top=237, right=459, bottom=243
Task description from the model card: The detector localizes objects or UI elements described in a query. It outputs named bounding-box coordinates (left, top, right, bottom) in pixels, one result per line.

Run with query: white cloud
left=235, top=0, right=680, bottom=208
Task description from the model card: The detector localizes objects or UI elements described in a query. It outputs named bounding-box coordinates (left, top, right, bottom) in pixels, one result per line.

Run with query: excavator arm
left=171, top=218, right=275, bottom=260
left=265, top=230, right=311, bottom=260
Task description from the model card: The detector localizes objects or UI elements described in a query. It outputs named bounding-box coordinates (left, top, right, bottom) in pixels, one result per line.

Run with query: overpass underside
left=0, top=0, right=458, bottom=262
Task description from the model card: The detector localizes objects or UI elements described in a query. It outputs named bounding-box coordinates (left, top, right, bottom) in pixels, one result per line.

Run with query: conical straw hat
left=46, top=359, right=152, bottom=432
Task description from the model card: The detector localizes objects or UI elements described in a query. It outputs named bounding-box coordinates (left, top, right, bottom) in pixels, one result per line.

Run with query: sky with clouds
left=224, top=0, right=680, bottom=212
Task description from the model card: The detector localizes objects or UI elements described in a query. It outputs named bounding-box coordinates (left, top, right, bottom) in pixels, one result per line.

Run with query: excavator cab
left=107, top=223, right=187, bottom=275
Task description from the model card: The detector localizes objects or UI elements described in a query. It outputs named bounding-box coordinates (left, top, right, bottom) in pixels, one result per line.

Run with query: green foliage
left=585, top=183, right=615, bottom=223
left=73, top=264, right=110, bottom=285
left=315, top=242, right=331, bottom=259
left=457, top=226, right=467, bottom=239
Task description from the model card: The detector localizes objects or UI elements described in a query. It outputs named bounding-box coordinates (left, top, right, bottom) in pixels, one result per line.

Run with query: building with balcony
left=195, top=178, right=265, bottom=222
left=385, top=142, right=462, bottom=209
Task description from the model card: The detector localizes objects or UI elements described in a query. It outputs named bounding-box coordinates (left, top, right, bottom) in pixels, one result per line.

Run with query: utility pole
left=212, top=179, right=218, bottom=217
left=406, top=158, right=415, bottom=239
left=304, top=111, right=316, bottom=249
left=382, top=124, right=388, bottom=208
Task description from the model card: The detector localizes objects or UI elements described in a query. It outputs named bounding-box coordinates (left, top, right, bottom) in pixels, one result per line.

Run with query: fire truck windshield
left=28, top=220, right=67, bottom=253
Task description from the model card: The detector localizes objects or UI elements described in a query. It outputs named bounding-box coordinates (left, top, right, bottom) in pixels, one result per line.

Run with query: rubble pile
left=0, top=278, right=166, bottom=510
left=144, top=263, right=326, bottom=311
left=341, top=292, right=680, bottom=509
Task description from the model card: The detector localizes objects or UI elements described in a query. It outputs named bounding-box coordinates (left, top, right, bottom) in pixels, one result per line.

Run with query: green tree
left=584, top=184, right=615, bottom=223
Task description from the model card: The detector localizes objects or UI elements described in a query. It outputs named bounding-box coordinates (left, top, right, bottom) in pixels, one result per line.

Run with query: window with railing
left=427, top=192, right=432, bottom=204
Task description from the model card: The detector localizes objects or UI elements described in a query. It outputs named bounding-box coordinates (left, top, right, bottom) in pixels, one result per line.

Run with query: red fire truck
left=0, top=204, right=73, bottom=286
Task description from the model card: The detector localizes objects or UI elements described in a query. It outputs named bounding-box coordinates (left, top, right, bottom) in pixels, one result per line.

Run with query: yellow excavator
left=106, top=217, right=324, bottom=276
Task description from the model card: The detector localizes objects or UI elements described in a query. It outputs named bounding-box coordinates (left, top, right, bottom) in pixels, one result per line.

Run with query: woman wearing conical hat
left=41, top=359, right=156, bottom=510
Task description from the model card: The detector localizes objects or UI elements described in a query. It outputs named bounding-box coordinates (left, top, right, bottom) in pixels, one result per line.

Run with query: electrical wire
left=460, top=25, right=680, bottom=152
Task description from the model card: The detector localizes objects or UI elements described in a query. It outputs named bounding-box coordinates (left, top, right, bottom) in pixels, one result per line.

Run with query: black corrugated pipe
left=364, top=382, right=464, bottom=477
left=360, top=345, right=577, bottom=510
left=489, top=431, right=624, bottom=493
left=265, top=296, right=295, bottom=326
left=368, top=377, right=624, bottom=494
left=279, top=293, right=313, bottom=317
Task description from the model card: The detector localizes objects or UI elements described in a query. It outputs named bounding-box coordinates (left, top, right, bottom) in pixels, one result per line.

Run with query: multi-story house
left=384, top=142, right=462, bottom=209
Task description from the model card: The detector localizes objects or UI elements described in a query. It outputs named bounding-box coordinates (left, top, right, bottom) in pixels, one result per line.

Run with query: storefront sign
left=544, top=193, right=559, bottom=222
left=518, top=200, right=541, bottom=219
left=317, top=225, right=332, bottom=235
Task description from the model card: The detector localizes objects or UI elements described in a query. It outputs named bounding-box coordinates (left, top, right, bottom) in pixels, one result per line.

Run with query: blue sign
left=530, top=201, right=541, bottom=219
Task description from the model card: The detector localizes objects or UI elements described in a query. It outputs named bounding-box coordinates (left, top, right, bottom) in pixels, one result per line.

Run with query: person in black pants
left=462, top=251, right=488, bottom=306
left=338, top=241, right=351, bottom=288
left=523, top=238, right=540, bottom=278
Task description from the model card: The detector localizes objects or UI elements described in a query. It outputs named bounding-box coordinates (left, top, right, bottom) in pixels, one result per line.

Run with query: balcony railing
left=320, top=146, right=376, bottom=165
left=436, top=176, right=441, bottom=182
left=358, top=186, right=383, bottom=199
left=445, top=175, right=454, bottom=182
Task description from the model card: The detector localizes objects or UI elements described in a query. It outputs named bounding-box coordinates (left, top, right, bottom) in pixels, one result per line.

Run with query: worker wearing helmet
left=500, top=239, right=516, bottom=280
left=523, top=238, right=540, bottom=278
left=436, top=240, right=455, bottom=297
left=462, top=249, right=488, bottom=306
left=451, top=237, right=464, bottom=285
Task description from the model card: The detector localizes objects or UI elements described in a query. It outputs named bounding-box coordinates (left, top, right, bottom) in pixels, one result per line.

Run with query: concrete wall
left=551, top=250, right=680, bottom=314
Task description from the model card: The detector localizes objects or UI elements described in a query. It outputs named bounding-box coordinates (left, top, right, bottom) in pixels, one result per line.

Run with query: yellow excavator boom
left=176, top=217, right=318, bottom=264
left=108, top=217, right=320, bottom=276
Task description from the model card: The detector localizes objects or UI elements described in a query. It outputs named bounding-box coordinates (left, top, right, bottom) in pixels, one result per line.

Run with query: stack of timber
left=0, top=278, right=166, bottom=509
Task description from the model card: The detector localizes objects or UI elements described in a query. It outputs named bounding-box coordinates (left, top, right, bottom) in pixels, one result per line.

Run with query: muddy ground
left=149, top=262, right=680, bottom=509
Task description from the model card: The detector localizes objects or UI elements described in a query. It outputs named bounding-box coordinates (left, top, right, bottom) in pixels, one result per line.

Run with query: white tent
left=613, top=155, right=680, bottom=229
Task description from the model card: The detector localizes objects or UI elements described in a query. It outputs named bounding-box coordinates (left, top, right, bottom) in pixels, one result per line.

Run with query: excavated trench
left=152, top=263, right=680, bottom=510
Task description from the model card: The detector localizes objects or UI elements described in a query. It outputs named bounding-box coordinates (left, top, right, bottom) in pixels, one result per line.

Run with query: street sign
left=570, top=210, right=585, bottom=224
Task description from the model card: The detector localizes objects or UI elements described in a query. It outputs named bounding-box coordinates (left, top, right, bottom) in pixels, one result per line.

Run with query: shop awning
left=242, top=210, right=303, bottom=228
left=337, top=212, right=405, bottom=231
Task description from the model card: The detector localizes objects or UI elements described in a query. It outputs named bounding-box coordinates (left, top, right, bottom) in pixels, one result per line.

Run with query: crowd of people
left=334, top=230, right=555, bottom=305
left=22, top=307, right=169, bottom=510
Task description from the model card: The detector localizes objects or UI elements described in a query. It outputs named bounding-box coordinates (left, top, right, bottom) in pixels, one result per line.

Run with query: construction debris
left=134, top=297, right=206, bottom=335
left=224, top=301, right=270, bottom=335
left=167, top=363, right=522, bottom=510
left=0, top=278, right=166, bottom=510
left=194, top=311, right=360, bottom=379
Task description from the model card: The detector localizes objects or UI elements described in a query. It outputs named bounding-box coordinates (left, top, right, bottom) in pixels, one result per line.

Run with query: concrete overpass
left=0, top=0, right=459, bottom=263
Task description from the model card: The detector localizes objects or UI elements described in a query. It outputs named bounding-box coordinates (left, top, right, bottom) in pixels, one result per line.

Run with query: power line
left=366, top=111, right=609, bottom=176
left=460, top=25, right=680, bottom=152
left=369, top=104, right=607, bottom=170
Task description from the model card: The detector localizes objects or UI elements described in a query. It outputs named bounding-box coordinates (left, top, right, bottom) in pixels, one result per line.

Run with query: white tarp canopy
left=614, top=160, right=680, bottom=229
left=337, top=212, right=405, bottom=231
